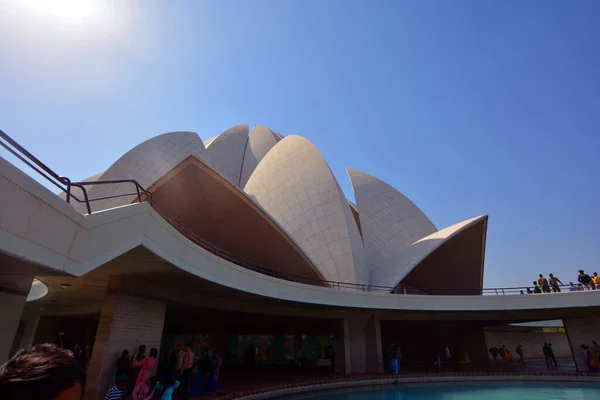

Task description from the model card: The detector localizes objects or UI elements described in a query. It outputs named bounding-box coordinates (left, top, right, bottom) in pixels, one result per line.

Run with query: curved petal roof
left=239, top=125, right=282, bottom=188
left=78, top=131, right=206, bottom=213
left=244, top=136, right=366, bottom=284
left=370, top=215, right=488, bottom=289
left=205, top=124, right=249, bottom=185
left=347, top=168, right=436, bottom=278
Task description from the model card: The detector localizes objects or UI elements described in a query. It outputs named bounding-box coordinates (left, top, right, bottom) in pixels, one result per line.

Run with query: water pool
left=280, top=382, right=600, bottom=400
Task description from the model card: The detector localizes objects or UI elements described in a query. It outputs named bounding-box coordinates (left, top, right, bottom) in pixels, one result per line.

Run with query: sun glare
left=21, top=0, right=95, bottom=19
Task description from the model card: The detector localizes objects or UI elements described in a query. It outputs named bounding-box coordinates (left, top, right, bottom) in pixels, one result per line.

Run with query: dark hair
left=120, top=349, right=129, bottom=359
left=0, top=344, right=86, bottom=400
left=150, top=348, right=158, bottom=358
left=186, top=343, right=193, bottom=348
left=138, top=345, right=146, bottom=354
left=539, top=274, right=543, bottom=277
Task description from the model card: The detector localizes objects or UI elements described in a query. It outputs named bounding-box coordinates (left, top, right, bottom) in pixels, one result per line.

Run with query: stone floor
left=186, top=358, right=581, bottom=399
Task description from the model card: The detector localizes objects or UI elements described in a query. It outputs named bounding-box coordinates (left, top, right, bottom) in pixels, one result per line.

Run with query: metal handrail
left=0, top=129, right=590, bottom=296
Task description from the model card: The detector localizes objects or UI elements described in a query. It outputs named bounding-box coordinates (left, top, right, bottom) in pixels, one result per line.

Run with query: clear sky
left=1, top=0, right=599, bottom=289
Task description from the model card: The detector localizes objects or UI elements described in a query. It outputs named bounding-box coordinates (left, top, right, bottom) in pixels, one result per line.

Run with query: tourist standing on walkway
left=581, top=345, right=590, bottom=370
left=179, top=344, right=194, bottom=400
left=390, top=343, right=400, bottom=375
left=538, top=274, right=551, bottom=293
left=578, top=270, right=594, bottom=290
left=116, top=349, right=132, bottom=385
left=592, top=273, right=600, bottom=289
left=134, top=348, right=157, bottom=390
left=191, top=349, right=211, bottom=395
left=548, top=274, right=563, bottom=292
left=533, top=281, right=542, bottom=293
left=445, top=345, right=453, bottom=366
left=130, top=345, right=146, bottom=397
left=0, top=344, right=87, bottom=400
left=516, top=344, right=525, bottom=365
left=543, top=343, right=553, bottom=368
left=161, top=348, right=177, bottom=385
left=210, top=350, right=222, bottom=395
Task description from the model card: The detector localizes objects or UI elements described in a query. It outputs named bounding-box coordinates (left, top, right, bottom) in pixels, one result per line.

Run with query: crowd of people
left=112, top=343, right=222, bottom=400
left=0, top=342, right=221, bottom=400
left=520, top=270, right=600, bottom=294
left=385, top=344, right=454, bottom=375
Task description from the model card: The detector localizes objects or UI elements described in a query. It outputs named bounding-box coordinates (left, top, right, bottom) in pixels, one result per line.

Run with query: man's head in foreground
left=0, top=344, right=86, bottom=400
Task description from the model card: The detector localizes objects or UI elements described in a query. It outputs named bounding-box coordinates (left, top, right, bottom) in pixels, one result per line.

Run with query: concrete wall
left=484, top=329, right=571, bottom=360
left=86, top=278, right=166, bottom=399
left=563, top=317, right=600, bottom=372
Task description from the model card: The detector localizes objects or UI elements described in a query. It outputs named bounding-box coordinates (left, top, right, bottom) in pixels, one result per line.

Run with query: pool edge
left=233, top=374, right=600, bottom=400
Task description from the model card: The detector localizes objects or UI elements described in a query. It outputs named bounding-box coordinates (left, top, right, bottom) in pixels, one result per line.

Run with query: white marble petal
left=205, top=124, right=249, bottom=185
left=370, top=215, right=487, bottom=287
left=346, top=168, right=437, bottom=281
left=239, top=125, right=282, bottom=188
left=245, top=136, right=366, bottom=284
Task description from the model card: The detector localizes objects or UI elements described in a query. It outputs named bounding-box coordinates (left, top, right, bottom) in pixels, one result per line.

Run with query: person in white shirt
left=445, top=345, right=453, bottom=366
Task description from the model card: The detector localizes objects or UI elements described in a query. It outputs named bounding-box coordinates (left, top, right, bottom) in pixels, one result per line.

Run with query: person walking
left=578, top=270, right=594, bottom=290
left=516, top=344, right=525, bottom=365
left=548, top=343, right=558, bottom=367
left=548, top=273, right=563, bottom=293
left=390, top=343, right=400, bottom=375
left=538, top=274, right=551, bottom=293
left=445, top=345, right=453, bottom=366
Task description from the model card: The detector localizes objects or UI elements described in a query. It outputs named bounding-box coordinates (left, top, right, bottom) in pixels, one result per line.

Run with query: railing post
left=135, top=184, right=142, bottom=204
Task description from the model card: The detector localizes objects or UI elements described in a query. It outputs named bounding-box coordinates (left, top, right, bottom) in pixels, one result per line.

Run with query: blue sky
left=1, top=0, right=599, bottom=288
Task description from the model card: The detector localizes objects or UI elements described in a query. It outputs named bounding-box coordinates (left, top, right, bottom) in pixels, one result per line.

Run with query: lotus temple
left=1, top=125, right=599, bottom=398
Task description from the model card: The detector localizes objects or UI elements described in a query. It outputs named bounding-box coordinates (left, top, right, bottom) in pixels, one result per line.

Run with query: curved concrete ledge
left=2, top=155, right=600, bottom=312
left=234, top=373, right=600, bottom=400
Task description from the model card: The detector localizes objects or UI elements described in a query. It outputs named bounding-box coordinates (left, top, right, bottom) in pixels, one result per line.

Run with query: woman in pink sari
left=132, top=376, right=156, bottom=400
left=133, top=348, right=157, bottom=389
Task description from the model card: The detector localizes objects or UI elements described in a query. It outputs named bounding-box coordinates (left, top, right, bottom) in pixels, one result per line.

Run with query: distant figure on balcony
left=390, top=343, right=400, bottom=375
left=538, top=274, right=551, bottom=293
left=569, top=282, right=578, bottom=292
left=526, top=288, right=533, bottom=294
left=533, top=281, right=542, bottom=294
left=548, top=273, right=563, bottom=293
left=592, top=272, right=600, bottom=289
left=578, top=270, right=594, bottom=290
left=489, top=346, right=499, bottom=360
left=548, top=343, right=558, bottom=367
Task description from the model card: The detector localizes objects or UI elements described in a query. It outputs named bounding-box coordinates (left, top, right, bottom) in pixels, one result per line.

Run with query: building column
left=336, top=314, right=383, bottom=374
left=563, top=317, right=600, bottom=372
left=0, top=260, right=34, bottom=364
left=18, top=312, right=40, bottom=350
left=86, top=276, right=167, bottom=400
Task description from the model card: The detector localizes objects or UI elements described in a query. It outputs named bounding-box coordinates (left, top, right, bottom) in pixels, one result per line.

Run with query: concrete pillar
left=86, top=277, right=167, bottom=400
left=563, top=317, right=600, bottom=372
left=19, top=313, right=40, bottom=350
left=337, top=314, right=383, bottom=374
left=0, top=260, right=34, bottom=364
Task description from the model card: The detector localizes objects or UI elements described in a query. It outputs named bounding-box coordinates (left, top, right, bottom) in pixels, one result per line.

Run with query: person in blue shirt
left=160, top=380, right=180, bottom=400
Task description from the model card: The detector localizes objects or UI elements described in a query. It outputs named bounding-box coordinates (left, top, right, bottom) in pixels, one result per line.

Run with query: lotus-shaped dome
left=65, top=125, right=488, bottom=293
